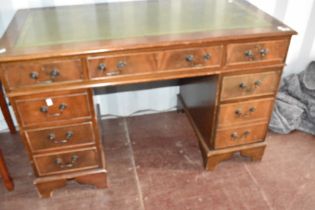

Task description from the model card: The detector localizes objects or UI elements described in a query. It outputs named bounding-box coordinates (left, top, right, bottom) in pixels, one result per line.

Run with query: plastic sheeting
left=270, top=61, right=315, bottom=135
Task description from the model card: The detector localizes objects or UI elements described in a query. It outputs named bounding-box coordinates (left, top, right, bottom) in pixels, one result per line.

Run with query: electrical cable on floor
left=100, top=105, right=179, bottom=120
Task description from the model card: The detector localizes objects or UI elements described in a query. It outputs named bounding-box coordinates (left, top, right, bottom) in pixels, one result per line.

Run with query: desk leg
left=75, top=172, right=107, bottom=188
left=35, top=180, right=66, bottom=198
left=0, top=83, right=16, bottom=134
left=205, top=143, right=266, bottom=170
left=34, top=171, right=107, bottom=198
left=0, top=149, right=14, bottom=191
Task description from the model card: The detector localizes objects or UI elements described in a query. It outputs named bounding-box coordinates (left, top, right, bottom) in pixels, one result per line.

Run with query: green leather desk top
left=16, top=0, right=272, bottom=48
left=0, top=0, right=295, bottom=61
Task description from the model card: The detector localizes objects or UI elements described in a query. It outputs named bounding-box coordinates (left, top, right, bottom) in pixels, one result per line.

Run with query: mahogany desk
left=0, top=0, right=296, bottom=197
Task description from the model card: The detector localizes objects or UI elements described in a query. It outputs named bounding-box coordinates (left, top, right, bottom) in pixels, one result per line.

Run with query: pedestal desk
left=0, top=0, right=296, bottom=197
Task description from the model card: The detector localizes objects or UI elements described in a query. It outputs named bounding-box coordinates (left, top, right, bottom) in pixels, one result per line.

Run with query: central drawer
left=25, top=122, right=96, bottom=153
left=33, top=147, right=100, bottom=176
left=88, top=52, right=158, bottom=78
left=15, top=90, right=92, bottom=127
left=159, top=46, right=223, bottom=70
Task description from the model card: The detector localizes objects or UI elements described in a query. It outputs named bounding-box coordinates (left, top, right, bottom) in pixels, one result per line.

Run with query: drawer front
left=226, top=39, right=289, bottom=66
left=25, top=122, right=95, bottom=153
left=34, top=148, right=100, bottom=176
left=3, top=59, right=83, bottom=90
left=88, top=52, right=157, bottom=78
left=220, top=70, right=281, bottom=101
left=15, top=91, right=91, bottom=127
left=214, top=123, right=267, bottom=149
left=218, top=98, right=274, bottom=127
left=160, top=46, right=222, bottom=70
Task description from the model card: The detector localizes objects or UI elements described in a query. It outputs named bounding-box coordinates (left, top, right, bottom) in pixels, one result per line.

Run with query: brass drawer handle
left=29, top=68, right=60, bottom=83
left=231, top=130, right=251, bottom=141
left=48, top=131, right=74, bottom=144
left=185, top=53, right=211, bottom=64
left=244, top=48, right=269, bottom=60
left=39, top=103, right=67, bottom=117
left=98, top=62, right=122, bottom=76
left=239, top=80, right=262, bottom=92
left=55, top=154, right=79, bottom=169
left=235, top=107, right=256, bottom=117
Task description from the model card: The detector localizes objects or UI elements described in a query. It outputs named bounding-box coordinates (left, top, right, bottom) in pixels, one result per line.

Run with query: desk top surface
left=0, top=0, right=295, bottom=62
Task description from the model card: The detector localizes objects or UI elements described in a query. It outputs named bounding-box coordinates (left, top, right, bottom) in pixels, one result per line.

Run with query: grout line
left=123, top=118, right=146, bottom=210
left=243, top=163, right=274, bottom=210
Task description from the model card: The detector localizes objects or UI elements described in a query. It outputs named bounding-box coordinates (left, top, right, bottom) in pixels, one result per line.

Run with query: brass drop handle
left=230, top=130, right=251, bottom=140
left=235, top=107, right=256, bottom=117
left=110, top=60, right=125, bottom=76
left=185, top=55, right=194, bottom=63
left=259, top=48, right=269, bottom=57
left=29, top=68, right=60, bottom=83
left=55, top=154, right=79, bottom=169
left=48, top=131, right=73, bottom=144
left=239, top=80, right=262, bottom=92
left=39, top=103, right=67, bottom=117
left=98, top=63, right=106, bottom=71
left=97, top=62, right=120, bottom=76
left=244, top=50, right=254, bottom=60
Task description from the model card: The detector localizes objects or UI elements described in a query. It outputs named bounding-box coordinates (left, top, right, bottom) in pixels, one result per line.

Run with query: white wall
left=0, top=0, right=314, bottom=131
left=0, top=0, right=15, bottom=38
left=248, top=0, right=315, bottom=75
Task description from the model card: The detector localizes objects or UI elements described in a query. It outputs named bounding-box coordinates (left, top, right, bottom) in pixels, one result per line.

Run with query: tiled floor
left=1, top=111, right=315, bottom=210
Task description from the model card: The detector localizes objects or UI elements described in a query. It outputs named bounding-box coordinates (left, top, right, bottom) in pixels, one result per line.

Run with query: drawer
left=33, top=148, right=100, bottom=176
left=88, top=52, right=157, bottom=78
left=217, top=98, right=274, bottom=128
left=220, top=70, right=281, bottom=101
left=2, top=59, right=83, bottom=90
left=15, top=90, right=92, bottom=127
left=214, top=123, right=267, bottom=149
left=25, top=122, right=95, bottom=153
left=159, top=46, right=222, bottom=70
left=226, top=39, right=289, bottom=66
